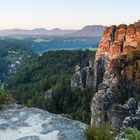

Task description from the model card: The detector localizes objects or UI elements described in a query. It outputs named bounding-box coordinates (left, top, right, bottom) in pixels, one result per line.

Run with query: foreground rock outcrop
left=91, top=21, right=140, bottom=137
left=0, top=104, right=86, bottom=140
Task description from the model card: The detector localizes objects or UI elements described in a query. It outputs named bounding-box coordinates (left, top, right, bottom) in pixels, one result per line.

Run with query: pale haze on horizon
left=0, top=0, right=139, bottom=29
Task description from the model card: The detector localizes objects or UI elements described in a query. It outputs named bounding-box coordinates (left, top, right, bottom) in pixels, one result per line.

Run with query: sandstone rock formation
left=44, top=89, right=56, bottom=112
left=91, top=21, right=140, bottom=136
left=71, top=58, right=94, bottom=89
left=0, top=104, right=86, bottom=140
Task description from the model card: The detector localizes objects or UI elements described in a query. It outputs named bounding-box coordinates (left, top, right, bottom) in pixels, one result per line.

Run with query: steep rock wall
left=91, top=21, right=140, bottom=136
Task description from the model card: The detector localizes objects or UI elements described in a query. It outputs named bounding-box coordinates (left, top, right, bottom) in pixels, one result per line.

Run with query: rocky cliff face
left=95, top=23, right=140, bottom=60
left=91, top=21, right=140, bottom=137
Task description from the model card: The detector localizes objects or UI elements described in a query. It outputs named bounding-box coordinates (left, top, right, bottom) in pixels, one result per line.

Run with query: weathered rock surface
left=91, top=21, right=140, bottom=136
left=71, top=58, right=94, bottom=89
left=44, top=89, right=56, bottom=112
left=71, top=65, right=83, bottom=89
left=0, top=104, right=86, bottom=140
left=96, top=22, right=140, bottom=60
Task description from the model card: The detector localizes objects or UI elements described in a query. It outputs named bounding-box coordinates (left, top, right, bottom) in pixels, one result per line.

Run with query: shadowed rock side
left=91, top=21, right=140, bottom=137
left=0, top=104, right=86, bottom=140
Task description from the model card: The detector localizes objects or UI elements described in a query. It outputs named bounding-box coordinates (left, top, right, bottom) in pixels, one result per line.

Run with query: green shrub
left=27, top=99, right=33, bottom=107
left=0, top=88, right=5, bottom=96
left=125, top=127, right=140, bottom=140
left=0, top=88, right=14, bottom=104
left=84, top=124, right=113, bottom=140
left=112, top=103, right=122, bottom=111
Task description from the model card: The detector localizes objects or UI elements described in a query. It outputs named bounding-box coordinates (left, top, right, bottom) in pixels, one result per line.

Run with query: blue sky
left=0, top=0, right=139, bottom=29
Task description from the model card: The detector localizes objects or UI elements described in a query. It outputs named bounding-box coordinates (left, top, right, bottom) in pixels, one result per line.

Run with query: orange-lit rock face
left=91, top=22, right=140, bottom=133
left=96, top=22, right=140, bottom=61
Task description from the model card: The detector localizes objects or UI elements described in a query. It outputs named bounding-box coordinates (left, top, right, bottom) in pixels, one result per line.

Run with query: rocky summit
left=96, top=22, right=140, bottom=60
left=0, top=104, right=86, bottom=140
left=91, top=21, right=140, bottom=137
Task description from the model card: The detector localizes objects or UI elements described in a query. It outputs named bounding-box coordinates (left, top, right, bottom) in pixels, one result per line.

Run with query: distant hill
left=67, top=25, right=106, bottom=37
left=0, top=25, right=106, bottom=37
left=0, top=28, right=75, bottom=36
left=46, top=28, right=76, bottom=35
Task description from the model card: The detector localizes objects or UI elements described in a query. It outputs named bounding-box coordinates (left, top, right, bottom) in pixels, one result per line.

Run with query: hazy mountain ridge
left=0, top=25, right=106, bottom=37
left=0, top=28, right=75, bottom=36
left=68, top=25, right=106, bottom=37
